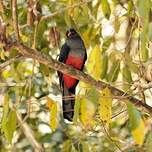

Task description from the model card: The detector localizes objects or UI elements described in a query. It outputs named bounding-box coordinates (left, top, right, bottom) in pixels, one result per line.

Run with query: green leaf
left=140, top=43, right=149, bottom=61
left=81, top=6, right=90, bottom=24
left=122, top=66, right=132, bottom=83
left=37, top=20, right=48, bottom=49
left=5, top=110, right=17, bottom=143
left=138, top=0, right=150, bottom=61
left=128, top=62, right=139, bottom=74
left=127, top=102, right=141, bottom=130
left=87, top=87, right=99, bottom=105
left=128, top=0, right=134, bottom=15
left=3, top=8, right=12, bottom=20
left=128, top=102, right=146, bottom=145
left=73, top=97, right=80, bottom=123
left=111, top=0, right=120, bottom=5
left=73, top=6, right=90, bottom=25
left=82, top=142, right=89, bottom=151
left=145, top=131, right=152, bottom=152
left=101, top=0, right=111, bottom=20
left=148, top=22, right=152, bottom=41
left=39, top=63, right=50, bottom=76
left=102, top=37, right=112, bottom=53
left=62, top=140, right=72, bottom=152
left=64, top=11, right=72, bottom=27
left=114, top=18, right=120, bottom=33
left=1, top=94, right=9, bottom=133
left=92, top=0, right=100, bottom=18
left=138, top=0, right=150, bottom=17
left=124, top=54, right=139, bottom=73
left=18, top=8, right=27, bottom=25
left=109, top=50, right=121, bottom=63
left=100, top=53, right=108, bottom=79
left=107, top=59, right=120, bottom=82
left=79, top=98, right=87, bottom=126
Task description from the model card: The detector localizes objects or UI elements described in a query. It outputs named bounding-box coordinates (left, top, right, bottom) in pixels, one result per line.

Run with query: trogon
left=58, top=28, right=87, bottom=121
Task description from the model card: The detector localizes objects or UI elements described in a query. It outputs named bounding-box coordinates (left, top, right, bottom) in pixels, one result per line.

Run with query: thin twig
left=133, top=81, right=152, bottom=90
left=40, top=0, right=92, bottom=21
left=121, top=141, right=136, bottom=151
left=0, top=55, right=24, bottom=69
left=28, top=20, right=39, bottom=115
left=100, top=120, right=123, bottom=152
left=117, top=16, right=137, bottom=51
left=112, top=109, right=127, bottom=119
left=17, top=112, right=44, bottom=152
left=12, top=0, right=20, bottom=40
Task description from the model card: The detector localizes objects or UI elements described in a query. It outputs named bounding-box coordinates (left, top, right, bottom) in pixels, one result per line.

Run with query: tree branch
left=17, top=112, right=44, bottom=152
left=7, top=41, right=152, bottom=115
left=40, top=0, right=92, bottom=21
left=0, top=55, right=24, bottom=69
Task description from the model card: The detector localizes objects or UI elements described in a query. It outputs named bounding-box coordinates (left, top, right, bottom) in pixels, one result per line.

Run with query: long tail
left=62, top=84, right=75, bottom=121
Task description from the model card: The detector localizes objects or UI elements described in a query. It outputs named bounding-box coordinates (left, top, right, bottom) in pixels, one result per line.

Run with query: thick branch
left=17, top=113, right=44, bottom=152
left=8, top=42, right=152, bottom=115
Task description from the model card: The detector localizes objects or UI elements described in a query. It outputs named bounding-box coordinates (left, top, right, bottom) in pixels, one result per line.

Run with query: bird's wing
left=80, top=38, right=87, bottom=70
left=58, top=43, right=70, bottom=88
left=58, top=43, right=70, bottom=62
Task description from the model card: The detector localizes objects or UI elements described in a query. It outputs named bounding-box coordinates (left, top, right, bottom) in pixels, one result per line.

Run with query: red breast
left=63, top=55, right=84, bottom=88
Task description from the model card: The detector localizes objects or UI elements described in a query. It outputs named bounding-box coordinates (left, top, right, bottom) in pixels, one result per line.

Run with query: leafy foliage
left=0, top=0, right=152, bottom=151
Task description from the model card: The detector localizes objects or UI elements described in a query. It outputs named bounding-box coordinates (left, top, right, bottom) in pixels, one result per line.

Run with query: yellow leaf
left=62, top=140, right=72, bottom=152
left=46, top=97, right=58, bottom=131
left=131, top=119, right=146, bottom=145
left=87, top=45, right=102, bottom=80
left=46, top=97, right=54, bottom=109
left=0, top=49, right=6, bottom=60
left=79, top=82, right=91, bottom=90
left=127, top=102, right=147, bottom=145
left=20, top=33, right=29, bottom=43
left=82, top=30, right=90, bottom=48
left=50, top=102, right=57, bottom=132
left=98, top=87, right=112, bottom=127
left=79, top=98, right=95, bottom=128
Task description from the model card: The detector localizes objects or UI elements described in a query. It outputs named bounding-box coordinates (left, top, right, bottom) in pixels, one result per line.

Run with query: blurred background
left=0, top=0, right=152, bottom=151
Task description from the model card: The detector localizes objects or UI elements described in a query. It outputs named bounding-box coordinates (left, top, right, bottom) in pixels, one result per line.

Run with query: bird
left=58, top=28, right=87, bottom=121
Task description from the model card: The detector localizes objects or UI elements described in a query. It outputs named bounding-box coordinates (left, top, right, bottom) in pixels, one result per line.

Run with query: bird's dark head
left=66, top=28, right=78, bottom=38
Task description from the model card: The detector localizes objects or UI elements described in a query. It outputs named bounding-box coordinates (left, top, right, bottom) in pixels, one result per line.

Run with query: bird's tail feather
left=62, top=85, right=75, bottom=121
